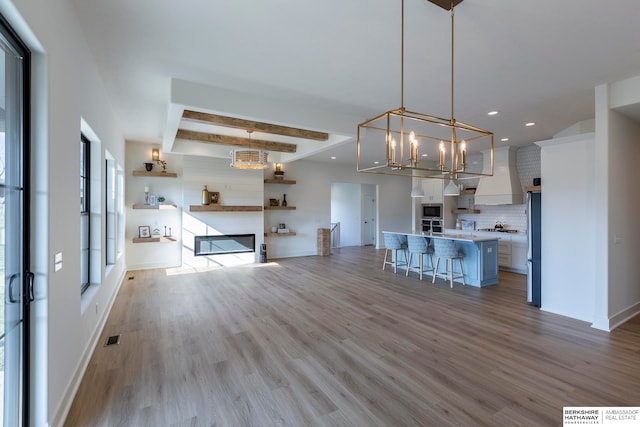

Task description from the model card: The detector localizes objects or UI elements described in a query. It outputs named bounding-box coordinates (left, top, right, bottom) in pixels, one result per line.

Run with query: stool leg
left=382, top=248, right=390, bottom=270
left=448, top=258, right=454, bottom=288
left=418, top=254, right=423, bottom=281
left=406, top=252, right=413, bottom=277
left=432, top=257, right=440, bottom=284
left=458, top=258, right=466, bottom=286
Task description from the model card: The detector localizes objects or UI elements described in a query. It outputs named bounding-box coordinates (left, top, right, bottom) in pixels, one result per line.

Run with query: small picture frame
left=269, top=198, right=279, bottom=207
left=138, top=225, right=151, bottom=238
left=149, top=195, right=157, bottom=206
left=210, top=192, right=220, bottom=205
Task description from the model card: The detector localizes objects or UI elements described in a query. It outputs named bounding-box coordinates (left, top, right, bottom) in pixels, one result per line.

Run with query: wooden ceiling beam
left=182, top=110, right=329, bottom=141
left=175, top=129, right=297, bottom=153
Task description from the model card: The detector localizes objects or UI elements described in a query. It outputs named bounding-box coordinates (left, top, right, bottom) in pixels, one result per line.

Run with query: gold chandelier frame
left=357, top=0, right=494, bottom=180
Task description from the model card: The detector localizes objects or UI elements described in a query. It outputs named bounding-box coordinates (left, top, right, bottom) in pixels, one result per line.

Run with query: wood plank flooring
left=64, top=246, right=640, bottom=426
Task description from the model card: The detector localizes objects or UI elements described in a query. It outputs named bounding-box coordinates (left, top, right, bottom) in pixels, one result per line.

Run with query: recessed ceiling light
left=421, top=153, right=428, bottom=157
left=374, top=161, right=380, bottom=164
left=488, top=111, right=499, bottom=116
left=501, top=138, right=509, bottom=142
left=331, top=156, right=337, bottom=160
left=525, top=122, right=536, bottom=127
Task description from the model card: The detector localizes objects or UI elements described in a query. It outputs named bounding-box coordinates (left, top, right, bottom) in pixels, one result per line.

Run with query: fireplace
left=194, top=234, right=255, bottom=256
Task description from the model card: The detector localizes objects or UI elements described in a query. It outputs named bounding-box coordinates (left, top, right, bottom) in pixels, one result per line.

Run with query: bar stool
left=405, top=235, right=434, bottom=280
left=432, top=239, right=465, bottom=288
left=382, top=232, right=408, bottom=273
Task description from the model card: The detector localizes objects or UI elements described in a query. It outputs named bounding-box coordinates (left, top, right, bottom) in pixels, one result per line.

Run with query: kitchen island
left=383, top=230, right=499, bottom=287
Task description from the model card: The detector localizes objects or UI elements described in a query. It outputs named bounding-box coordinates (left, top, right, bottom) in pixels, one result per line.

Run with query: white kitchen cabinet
left=422, top=178, right=443, bottom=204
left=498, top=238, right=512, bottom=267
left=510, top=235, right=528, bottom=274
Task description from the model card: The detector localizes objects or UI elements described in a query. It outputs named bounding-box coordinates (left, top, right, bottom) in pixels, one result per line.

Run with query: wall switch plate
left=54, top=252, right=63, bottom=272
left=614, top=234, right=622, bottom=244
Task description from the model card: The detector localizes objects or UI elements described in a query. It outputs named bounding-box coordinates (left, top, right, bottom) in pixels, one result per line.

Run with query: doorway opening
left=330, top=183, right=378, bottom=248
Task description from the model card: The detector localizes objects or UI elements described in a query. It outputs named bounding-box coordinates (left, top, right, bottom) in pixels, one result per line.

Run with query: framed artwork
left=269, top=198, right=279, bottom=207
left=138, top=225, right=151, bottom=238
left=149, top=195, right=157, bottom=206
left=210, top=191, right=220, bottom=205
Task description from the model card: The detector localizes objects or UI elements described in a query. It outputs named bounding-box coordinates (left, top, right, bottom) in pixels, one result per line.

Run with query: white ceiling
left=71, top=0, right=640, bottom=164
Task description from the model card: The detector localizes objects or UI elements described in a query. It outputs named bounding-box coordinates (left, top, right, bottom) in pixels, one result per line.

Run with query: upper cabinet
left=421, top=178, right=443, bottom=204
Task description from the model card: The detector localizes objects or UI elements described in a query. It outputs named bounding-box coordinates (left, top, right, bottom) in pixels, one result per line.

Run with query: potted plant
left=157, top=196, right=166, bottom=205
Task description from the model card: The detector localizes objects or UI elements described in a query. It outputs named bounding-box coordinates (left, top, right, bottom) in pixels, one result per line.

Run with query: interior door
left=362, top=186, right=376, bottom=246
left=0, top=16, right=30, bottom=426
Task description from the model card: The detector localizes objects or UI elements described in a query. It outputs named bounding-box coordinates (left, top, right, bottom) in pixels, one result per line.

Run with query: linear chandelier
left=230, top=131, right=268, bottom=169
left=357, top=0, right=494, bottom=181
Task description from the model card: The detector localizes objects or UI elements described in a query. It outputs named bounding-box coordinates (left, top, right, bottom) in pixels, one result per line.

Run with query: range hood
left=474, top=146, right=524, bottom=205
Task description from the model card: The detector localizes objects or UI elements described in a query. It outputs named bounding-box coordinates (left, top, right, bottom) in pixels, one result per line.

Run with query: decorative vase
left=202, top=185, right=210, bottom=205
left=282, top=194, right=287, bottom=207
left=144, top=162, right=154, bottom=171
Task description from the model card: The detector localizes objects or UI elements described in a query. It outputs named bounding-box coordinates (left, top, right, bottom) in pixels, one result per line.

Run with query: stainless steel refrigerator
left=527, top=191, right=541, bottom=307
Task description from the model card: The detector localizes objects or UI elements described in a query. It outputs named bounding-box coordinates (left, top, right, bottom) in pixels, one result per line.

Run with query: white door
left=362, top=186, right=376, bottom=246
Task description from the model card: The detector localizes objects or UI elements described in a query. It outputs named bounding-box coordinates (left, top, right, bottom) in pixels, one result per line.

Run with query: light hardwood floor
left=64, top=247, right=640, bottom=426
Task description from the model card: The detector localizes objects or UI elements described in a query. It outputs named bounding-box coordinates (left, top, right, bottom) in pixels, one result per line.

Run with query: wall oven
left=422, top=218, right=443, bottom=233
left=422, top=204, right=442, bottom=218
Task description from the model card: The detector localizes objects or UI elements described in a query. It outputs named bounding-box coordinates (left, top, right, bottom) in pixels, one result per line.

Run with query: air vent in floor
left=104, top=335, right=121, bottom=347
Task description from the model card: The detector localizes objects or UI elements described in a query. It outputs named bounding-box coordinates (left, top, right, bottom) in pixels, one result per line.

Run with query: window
left=105, top=156, right=115, bottom=265
left=80, top=134, right=90, bottom=293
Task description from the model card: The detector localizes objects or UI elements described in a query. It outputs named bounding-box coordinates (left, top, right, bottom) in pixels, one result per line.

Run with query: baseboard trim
left=50, top=269, right=126, bottom=427
left=607, top=301, right=640, bottom=331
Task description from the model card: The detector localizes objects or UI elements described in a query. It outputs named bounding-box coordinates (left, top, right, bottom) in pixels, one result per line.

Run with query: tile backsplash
left=456, top=144, right=540, bottom=232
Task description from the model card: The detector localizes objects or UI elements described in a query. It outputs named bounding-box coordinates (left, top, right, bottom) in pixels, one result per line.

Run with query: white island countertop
left=383, top=230, right=500, bottom=243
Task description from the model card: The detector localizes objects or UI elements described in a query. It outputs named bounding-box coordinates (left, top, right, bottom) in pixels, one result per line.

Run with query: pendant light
left=230, top=131, right=268, bottom=169
left=356, top=0, right=494, bottom=182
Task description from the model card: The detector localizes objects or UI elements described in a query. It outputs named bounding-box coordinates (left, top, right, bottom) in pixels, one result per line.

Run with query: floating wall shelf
left=132, top=171, right=178, bottom=178
left=132, top=203, right=178, bottom=210
left=452, top=209, right=481, bottom=214
left=189, top=205, right=263, bottom=212
left=525, top=185, right=542, bottom=192
left=264, top=179, right=296, bottom=185
left=459, top=189, right=476, bottom=195
left=264, top=206, right=296, bottom=210
left=264, top=232, right=297, bottom=237
left=132, top=236, right=177, bottom=243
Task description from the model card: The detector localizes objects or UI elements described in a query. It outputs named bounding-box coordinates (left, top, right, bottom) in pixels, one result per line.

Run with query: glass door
left=0, top=16, right=30, bottom=427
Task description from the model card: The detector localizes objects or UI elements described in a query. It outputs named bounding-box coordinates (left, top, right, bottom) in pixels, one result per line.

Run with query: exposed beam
left=427, top=0, right=463, bottom=11
left=182, top=110, right=329, bottom=141
left=175, top=129, right=297, bottom=153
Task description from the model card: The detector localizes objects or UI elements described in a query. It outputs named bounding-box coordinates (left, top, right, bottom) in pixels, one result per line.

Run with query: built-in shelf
left=264, top=232, right=297, bottom=237
left=132, top=203, right=178, bottom=210
left=525, top=185, right=542, bottom=192
left=264, top=206, right=296, bottom=210
left=132, top=170, right=178, bottom=178
left=189, top=205, right=262, bottom=212
left=460, top=189, right=476, bottom=195
left=132, top=236, right=177, bottom=243
left=452, top=208, right=481, bottom=214
left=264, top=179, right=296, bottom=185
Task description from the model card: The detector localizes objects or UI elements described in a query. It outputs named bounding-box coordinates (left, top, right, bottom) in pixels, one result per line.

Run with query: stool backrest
left=407, top=235, right=428, bottom=253
left=433, top=238, right=458, bottom=258
left=383, top=233, right=404, bottom=249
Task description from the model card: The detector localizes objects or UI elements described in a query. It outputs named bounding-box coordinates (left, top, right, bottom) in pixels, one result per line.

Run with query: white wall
left=536, top=134, right=596, bottom=323
left=604, top=107, right=640, bottom=327
left=3, top=0, right=128, bottom=425
left=125, top=141, right=183, bottom=269
left=182, top=155, right=264, bottom=267
left=331, top=182, right=362, bottom=247
left=592, top=77, right=640, bottom=330
left=265, top=159, right=412, bottom=256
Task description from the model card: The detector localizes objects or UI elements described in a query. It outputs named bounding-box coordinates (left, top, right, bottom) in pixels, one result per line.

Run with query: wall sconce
left=151, top=148, right=167, bottom=172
